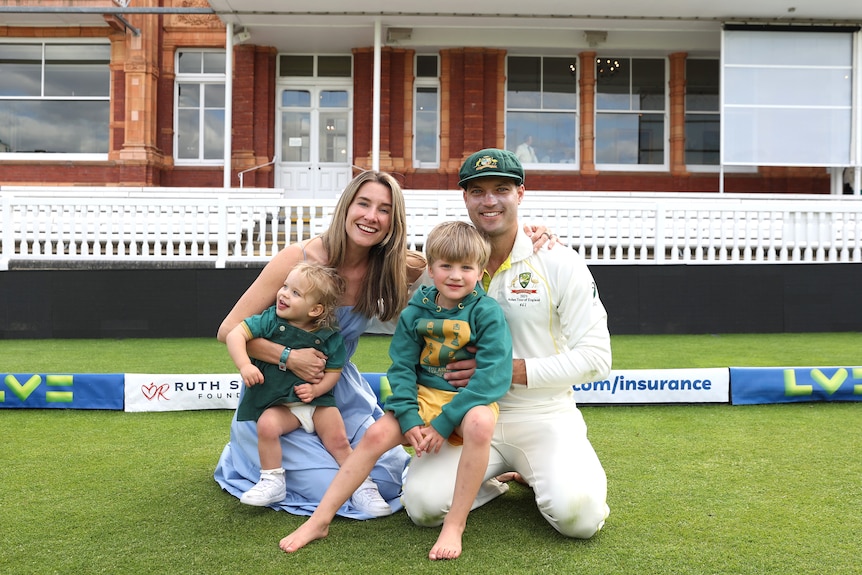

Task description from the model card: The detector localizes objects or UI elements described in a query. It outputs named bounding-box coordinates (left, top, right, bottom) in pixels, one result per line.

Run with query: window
left=279, top=88, right=350, bottom=164
left=722, top=29, right=853, bottom=166
left=0, top=42, right=110, bottom=156
left=278, top=55, right=352, bottom=78
left=414, top=55, right=439, bottom=167
left=175, top=50, right=226, bottom=163
left=595, top=57, right=666, bottom=168
left=318, top=90, right=349, bottom=163
left=506, top=56, right=578, bottom=165
left=685, top=59, right=720, bottom=167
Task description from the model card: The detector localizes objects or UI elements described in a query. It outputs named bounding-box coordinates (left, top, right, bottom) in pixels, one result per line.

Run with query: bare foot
left=495, top=472, right=528, bottom=486
left=278, top=520, right=329, bottom=553
left=428, top=525, right=463, bottom=561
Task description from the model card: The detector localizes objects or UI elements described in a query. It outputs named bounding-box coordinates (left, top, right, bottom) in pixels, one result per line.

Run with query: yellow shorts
left=416, top=385, right=499, bottom=447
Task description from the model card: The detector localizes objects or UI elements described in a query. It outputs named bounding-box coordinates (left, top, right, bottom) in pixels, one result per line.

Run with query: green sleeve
left=384, top=308, right=426, bottom=434
left=323, top=331, right=347, bottom=371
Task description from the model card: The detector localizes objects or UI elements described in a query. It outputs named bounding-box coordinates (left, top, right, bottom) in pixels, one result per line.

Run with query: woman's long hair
left=320, top=171, right=408, bottom=321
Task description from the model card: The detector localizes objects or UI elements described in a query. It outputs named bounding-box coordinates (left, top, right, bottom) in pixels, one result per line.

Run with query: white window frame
left=594, top=56, right=669, bottom=172
left=173, top=49, right=226, bottom=166
left=505, top=55, right=579, bottom=169
left=0, top=39, right=110, bottom=161
left=413, top=54, right=440, bottom=168
left=721, top=28, right=855, bottom=168
left=684, top=58, right=721, bottom=172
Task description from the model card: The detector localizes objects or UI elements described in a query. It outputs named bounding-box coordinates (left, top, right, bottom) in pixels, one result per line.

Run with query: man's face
left=462, top=177, right=524, bottom=239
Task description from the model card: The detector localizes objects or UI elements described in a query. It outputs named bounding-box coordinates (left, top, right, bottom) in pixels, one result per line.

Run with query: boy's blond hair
left=424, top=221, right=491, bottom=269
left=291, top=262, right=346, bottom=330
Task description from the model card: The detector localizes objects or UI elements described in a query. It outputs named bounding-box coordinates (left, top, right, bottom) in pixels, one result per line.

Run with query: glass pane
left=596, top=58, right=629, bottom=110
left=685, top=113, right=720, bottom=165
left=44, top=44, right=110, bottom=97
left=596, top=113, right=639, bottom=164
left=416, top=55, right=438, bottom=78
left=638, top=113, right=665, bottom=164
left=318, top=55, right=352, bottom=77
left=279, top=55, right=314, bottom=77
left=204, top=83, right=225, bottom=108
left=724, top=30, right=852, bottom=68
left=507, top=56, right=541, bottom=109
left=724, top=107, right=851, bottom=165
left=318, top=110, right=348, bottom=163
left=203, top=52, right=225, bottom=74
left=0, top=44, right=42, bottom=97
left=319, top=90, right=348, bottom=108
left=415, top=87, right=438, bottom=164
left=45, top=43, right=109, bottom=62
left=177, top=51, right=202, bottom=74
left=416, top=86, right=438, bottom=112
left=45, top=62, right=110, bottom=97
left=203, top=109, right=225, bottom=159
left=178, top=83, right=201, bottom=108
left=507, top=110, right=577, bottom=164
left=632, top=58, right=665, bottom=111
left=726, top=67, right=852, bottom=107
left=0, top=100, right=109, bottom=153
left=177, top=109, right=200, bottom=159
left=281, top=89, right=311, bottom=107
left=415, top=111, right=438, bottom=164
left=685, top=59, right=719, bottom=112
left=281, top=111, right=310, bottom=162
left=542, top=57, right=577, bottom=110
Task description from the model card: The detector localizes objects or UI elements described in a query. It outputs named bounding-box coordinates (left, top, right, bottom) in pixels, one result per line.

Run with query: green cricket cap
left=458, top=148, right=525, bottom=188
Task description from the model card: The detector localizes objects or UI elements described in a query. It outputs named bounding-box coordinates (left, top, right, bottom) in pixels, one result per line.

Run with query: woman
left=215, top=170, right=421, bottom=518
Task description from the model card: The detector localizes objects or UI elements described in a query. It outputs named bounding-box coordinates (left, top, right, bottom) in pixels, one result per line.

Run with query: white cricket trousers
left=401, top=405, right=609, bottom=538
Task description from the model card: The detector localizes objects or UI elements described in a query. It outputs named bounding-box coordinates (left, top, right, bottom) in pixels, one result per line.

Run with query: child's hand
left=418, top=426, right=445, bottom=455
left=240, top=365, right=264, bottom=387
left=294, top=383, right=315, bottom=403
left=404, top=426, right=425, bottom=455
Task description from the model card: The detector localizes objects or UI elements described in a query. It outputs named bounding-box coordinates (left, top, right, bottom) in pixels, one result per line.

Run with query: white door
left=277, top=86, right=352, bottom=199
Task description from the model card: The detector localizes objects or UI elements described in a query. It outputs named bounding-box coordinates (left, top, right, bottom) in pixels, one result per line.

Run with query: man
left=515, top=135, right=538, bottom=163
left=401, top=148, right=612, bottom=539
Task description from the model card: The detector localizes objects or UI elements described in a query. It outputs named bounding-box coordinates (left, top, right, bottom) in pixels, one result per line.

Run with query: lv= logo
left=2, top=374, right=74, bottom=403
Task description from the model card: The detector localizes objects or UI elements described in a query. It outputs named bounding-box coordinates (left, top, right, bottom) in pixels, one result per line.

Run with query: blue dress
left=214, top=307, right=410, bottom=518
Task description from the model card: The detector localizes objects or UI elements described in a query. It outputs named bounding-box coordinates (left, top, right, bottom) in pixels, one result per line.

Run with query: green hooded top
left=384, top=283, right=513, bottom=439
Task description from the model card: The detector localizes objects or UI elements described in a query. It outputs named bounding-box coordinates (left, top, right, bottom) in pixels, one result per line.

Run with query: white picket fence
left=2, top=187, right=861, bottom=270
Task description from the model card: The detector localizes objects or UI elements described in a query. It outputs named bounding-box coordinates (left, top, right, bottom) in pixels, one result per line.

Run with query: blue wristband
left=278, top=347, right=291, bottom=371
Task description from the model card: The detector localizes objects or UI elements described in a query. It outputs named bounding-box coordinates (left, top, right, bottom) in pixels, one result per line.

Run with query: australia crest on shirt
left=507, top=271, right=543, bottom=307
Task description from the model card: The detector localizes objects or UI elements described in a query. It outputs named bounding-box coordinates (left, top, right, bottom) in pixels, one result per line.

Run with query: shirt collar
left=481, top=223, right=532, bottom=290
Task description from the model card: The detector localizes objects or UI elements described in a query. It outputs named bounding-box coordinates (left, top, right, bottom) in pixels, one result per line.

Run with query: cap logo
left=474, top=155, right=499, bottom=172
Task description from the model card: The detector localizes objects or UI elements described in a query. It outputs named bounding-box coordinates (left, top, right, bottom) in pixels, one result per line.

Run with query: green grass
left=1, top=334, right=861, bottom=574
left=2, top=332, right=861, bottom=373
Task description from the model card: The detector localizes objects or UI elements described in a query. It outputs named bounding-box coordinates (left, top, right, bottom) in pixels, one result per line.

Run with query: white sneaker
left=350, top=478, right=393, bottom=517
left=240, top=472, right=286, bottom=506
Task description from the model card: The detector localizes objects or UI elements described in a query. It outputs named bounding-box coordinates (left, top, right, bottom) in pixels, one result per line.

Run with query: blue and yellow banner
left=4, top=368, right=860, bottom=410
left=730, top=366, right=862, bottom=405
left=0, top=373, right=124, bottom=410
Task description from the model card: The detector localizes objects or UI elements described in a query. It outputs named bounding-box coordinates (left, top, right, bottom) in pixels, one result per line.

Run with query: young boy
left=226, top=261, right=390, bottom=517
left=278, top=220, right=513, bottom=560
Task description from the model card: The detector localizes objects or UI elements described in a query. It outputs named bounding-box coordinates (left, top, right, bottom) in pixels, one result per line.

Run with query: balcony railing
left=2, top=187, right=861, bottom=270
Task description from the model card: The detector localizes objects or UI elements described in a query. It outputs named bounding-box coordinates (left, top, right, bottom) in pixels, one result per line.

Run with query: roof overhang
left=207, top=0, right=862, bottom=53
left=2, top=1, right=861, bottom=53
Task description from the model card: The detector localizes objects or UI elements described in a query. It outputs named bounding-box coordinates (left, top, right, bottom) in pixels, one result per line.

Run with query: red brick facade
left=0, top=12, right=832, bottom=193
